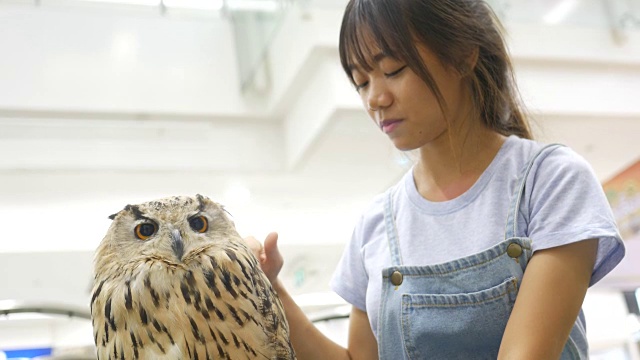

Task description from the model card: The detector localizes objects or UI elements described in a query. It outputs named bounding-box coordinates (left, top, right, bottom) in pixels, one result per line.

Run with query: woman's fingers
left=243, top=235, right=265, bottom=261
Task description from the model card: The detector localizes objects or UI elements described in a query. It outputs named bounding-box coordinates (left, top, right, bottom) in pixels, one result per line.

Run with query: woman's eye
left=355, top=81, right=369, bottom=91
left=189, top=215, right=208, bottom=233
left=385, top=65, right=407, bottom=77
left=351, top=70, right=368, bottom=91
left=134, top=223, right=157, bottom=240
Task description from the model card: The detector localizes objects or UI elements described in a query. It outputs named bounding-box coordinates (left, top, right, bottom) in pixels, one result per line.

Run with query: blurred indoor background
left=0, top=0, right=639, bottom=358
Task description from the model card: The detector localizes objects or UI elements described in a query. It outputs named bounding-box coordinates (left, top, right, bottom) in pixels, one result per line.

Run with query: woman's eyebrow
left=371, top=52, right=389, bottom=63
left=348, top=52, right=390, bottom=71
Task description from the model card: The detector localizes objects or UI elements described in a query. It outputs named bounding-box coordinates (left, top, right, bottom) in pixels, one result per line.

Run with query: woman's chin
left=390, top=138, right=419, bottom=152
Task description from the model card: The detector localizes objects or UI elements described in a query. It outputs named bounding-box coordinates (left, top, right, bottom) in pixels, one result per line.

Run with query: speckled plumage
left=91, top=195, right=295, bottom=359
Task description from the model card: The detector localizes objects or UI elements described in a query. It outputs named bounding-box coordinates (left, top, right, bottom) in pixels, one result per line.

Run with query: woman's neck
left=413, top=127, right=506, bottom=202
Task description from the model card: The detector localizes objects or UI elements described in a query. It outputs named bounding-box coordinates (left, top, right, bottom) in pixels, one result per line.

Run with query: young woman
left=246, top=0, right=625, bottom=358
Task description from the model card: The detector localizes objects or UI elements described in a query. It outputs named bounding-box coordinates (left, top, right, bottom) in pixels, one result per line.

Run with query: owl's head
left=95, top=194, right=239, bottom=277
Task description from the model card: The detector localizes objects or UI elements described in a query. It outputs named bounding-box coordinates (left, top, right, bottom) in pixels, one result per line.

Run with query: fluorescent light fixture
left=226, top=0, right=280, bottom=12
left=81, top=0, right=161, bottom=5
left=111, top=32, right=138, bottom=64
left=0, top=299, right=18, bottom=309
left=163, top=0, right=224, bottom=10
left=0, top=312, right=54, bottom=321
left=543, top=0, right=579, bottom=24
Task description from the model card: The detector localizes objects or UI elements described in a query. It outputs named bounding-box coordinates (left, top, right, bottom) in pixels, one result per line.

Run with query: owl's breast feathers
left=91, top=242, right=295, bottom=359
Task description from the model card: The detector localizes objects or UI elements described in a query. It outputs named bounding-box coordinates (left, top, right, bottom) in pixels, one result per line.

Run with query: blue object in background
left=2, top=347, right=52, bottom=359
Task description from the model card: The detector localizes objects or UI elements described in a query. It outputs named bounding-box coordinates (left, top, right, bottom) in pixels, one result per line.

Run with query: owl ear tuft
left=108, top=212, right=118, bottom=220
left=195, top=194, right=209, bottom=211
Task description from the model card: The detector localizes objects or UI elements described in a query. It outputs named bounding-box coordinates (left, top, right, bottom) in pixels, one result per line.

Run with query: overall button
left=507, top=243, right=523, bottom=258
left=390, top=271, right=403, bottom=286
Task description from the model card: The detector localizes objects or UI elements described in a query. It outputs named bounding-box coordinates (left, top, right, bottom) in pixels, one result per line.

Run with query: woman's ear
left=460, top=46, right=479, bottom=77
left=468, top=46, right=479, bottom=70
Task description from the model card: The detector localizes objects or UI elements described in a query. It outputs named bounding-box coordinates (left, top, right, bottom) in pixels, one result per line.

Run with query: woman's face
left=349, top=40, right=469, bottom=151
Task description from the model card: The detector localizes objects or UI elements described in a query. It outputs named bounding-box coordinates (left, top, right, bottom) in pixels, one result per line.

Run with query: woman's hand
left=243, top=231, right=284, bottom=285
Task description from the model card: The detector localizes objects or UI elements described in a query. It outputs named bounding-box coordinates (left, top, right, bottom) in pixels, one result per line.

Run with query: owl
left=90, top=194, right=295, bottom=359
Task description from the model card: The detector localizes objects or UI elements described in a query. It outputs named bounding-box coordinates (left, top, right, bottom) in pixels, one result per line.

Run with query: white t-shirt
left=330, top=135, right=625, bottom=338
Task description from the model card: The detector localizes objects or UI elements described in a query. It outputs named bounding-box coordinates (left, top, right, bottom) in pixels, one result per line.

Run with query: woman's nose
left=366, top=79, right=393, bottom=112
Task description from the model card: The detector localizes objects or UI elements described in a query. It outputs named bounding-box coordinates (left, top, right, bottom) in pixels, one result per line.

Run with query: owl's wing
left=180, top=241, right=295, bottom=359
left=241, top=249, right=296, bottom=360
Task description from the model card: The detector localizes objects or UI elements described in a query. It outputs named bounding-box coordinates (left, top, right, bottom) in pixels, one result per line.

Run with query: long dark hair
left=339, top=0, right=532, bottom=140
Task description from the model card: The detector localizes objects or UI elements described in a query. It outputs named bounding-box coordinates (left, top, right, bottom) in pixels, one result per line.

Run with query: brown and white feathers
left=90, top=194, right=295, bottom=359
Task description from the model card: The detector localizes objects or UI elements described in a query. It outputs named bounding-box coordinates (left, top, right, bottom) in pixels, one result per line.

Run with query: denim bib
left=377, top=144, right=588, bottom=359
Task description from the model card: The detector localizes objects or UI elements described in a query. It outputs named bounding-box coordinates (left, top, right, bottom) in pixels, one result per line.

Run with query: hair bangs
left=339, top=0, right=405, bottom=82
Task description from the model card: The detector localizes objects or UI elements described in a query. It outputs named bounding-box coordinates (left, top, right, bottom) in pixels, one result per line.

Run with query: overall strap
left=383, top=189, right=404, bottom=266
left=505, top=143, right=564, bottom=239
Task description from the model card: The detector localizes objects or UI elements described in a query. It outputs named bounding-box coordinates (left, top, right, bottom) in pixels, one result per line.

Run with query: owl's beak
left=171, top=229, right=184, bottom=261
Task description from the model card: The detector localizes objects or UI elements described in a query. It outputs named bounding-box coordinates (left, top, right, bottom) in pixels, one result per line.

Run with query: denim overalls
left=377, top=144, right=588, bottom=359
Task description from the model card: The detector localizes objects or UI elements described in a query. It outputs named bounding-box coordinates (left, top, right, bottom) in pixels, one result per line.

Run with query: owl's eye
left=189, top=216, right=208, bottom=233
left=135, top=223, right=157, bottom=240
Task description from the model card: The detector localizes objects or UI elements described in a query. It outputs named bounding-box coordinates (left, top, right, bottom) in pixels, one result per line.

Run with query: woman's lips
left=381, top=119, right=403, bottom=134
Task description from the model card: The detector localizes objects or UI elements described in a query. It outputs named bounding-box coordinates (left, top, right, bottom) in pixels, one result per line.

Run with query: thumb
left=263, top=231, right=279, bottom=258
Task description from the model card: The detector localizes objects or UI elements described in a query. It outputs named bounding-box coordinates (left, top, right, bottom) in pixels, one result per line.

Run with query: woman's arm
left=245, top=232, right=378, bottom=360
left=274, top=281, right=378, bottom=360
left=498, top=239, right=598, bottom=359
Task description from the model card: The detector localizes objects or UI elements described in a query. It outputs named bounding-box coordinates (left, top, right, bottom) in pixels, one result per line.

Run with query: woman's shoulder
left=526, top=142, right=595, bottom=181
left=505, top=135, right=594, bottom=176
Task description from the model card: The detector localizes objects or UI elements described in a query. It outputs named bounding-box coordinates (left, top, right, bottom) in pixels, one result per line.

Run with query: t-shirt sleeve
left=330, top=216, right=369, bottom=312
left=524, top=146, right=625, bottom=286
